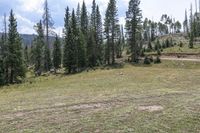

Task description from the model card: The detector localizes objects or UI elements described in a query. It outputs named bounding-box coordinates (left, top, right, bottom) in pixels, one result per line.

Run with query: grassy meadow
left=0, top=60, right=200, bottom=133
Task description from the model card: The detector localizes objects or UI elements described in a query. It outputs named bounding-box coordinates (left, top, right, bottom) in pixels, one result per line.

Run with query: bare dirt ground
left=119, top=52, right=200, bottom=64
left=160, top=53, right=200, bottom=62
left=160, top=57, right=200, bottom=62
left=137, top=105, right=164, bottom=112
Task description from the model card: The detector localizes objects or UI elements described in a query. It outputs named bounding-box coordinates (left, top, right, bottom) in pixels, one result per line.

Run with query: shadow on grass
left=129, top=62, right=153, bottom=67
left=100, top=62, right=125, bottom=70
left=124, top=59, right=154, bottom=68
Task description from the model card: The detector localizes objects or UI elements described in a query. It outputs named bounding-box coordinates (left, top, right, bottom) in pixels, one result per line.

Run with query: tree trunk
left=111, top=32, right=115, bottom=64
left=10, top=68, right=14, bottom=84
left=107, top=37, right=110, bottom=65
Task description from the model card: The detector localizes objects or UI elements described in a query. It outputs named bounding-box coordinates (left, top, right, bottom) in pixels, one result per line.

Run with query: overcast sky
left=0, top=0, right=197, bottom=35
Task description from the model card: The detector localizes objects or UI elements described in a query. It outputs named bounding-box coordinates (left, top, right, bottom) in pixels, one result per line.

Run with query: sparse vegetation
left=0, top=0, right=200, bottom=132
left=0, top=60, right=200, bottom=132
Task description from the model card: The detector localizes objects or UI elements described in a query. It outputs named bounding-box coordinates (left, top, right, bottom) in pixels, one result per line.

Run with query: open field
left=161, top=44, right=200, bottom=54
left=0, top=60, right=200, bottom=133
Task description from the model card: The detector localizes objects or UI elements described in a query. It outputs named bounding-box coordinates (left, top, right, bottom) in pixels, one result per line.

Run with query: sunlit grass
left=0, top=60, right=200, bottom=132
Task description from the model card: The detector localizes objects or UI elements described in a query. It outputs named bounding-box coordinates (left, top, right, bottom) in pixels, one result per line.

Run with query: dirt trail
left=160, top=57, right=200, bottom=62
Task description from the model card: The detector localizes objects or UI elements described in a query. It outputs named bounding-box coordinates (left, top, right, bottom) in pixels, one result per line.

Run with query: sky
left=0, top=0, right=198, bottom=35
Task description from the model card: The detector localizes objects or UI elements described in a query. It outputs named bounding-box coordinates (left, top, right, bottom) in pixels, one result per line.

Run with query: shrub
left=170, top=38, right=173, bottom=47
left=140, top=49, right=145, bottom=57
left=154, top=56, right=161, bottom=64
left=149, top=56, right=154, bottom=62
left=165, top=39, right=170, bottom=48
left=162, top=42, right=166, bottom=49
left=126, top=49, right=131, bottom=55
left=144, top=56, right=151, bottom=65
left=157, top=49, right=161, bottom=56
left=179, top=41, right=183, bottom=47
left=146, top=48, right=152, bottom=52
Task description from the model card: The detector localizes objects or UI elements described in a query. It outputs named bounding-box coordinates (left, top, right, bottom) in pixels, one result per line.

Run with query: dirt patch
left=137, top=105, right=164, bottom=112
left=1, top=101, right=117, bottom=120
left=68, top=103, right=111, bottom=110
left=54, top=103, right=66, bottom=106
left=161, top=57, right=200, bottom=62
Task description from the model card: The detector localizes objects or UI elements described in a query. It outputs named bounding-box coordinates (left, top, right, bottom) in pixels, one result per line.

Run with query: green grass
left=146, top=43, right=200, bottom=55
left=162, top=44, right=200, bottom=54
left=0, top=60, right=200, bottom=133
left=147, top=34, right=200, bottom=54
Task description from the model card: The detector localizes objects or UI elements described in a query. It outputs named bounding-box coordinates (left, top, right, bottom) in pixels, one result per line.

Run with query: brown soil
left=138, top=105, right=164, bottom=112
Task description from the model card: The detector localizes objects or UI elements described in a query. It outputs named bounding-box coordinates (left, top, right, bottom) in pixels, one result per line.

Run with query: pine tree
left=2, top=14, right=9, bottom=83
left=81, top=1, right=89, bottom=36
left=32, top=20, right=45, bottom=74
left=87, top=29, right=96, bottom=67
left=151, top=21, right=156, bottom=41
left=76, top=3, right=81, bottom=29
left=77, top=30, right=86, bottom=69
left=44, top=43, right=52, bottom=71
left=189, top=4, right=194, bottom=48
left=155, top=39, right=161, bottom=51
left=24, top=45, right=29, bottom=66
left=0, top=58, right=4, bottom=85
left=116, top=25, right=121, bottom=58
left=81, top=1, right=90, bottom=66
left=0, top=36, right=5, bottom=85
left=95, top=5, right=103, bottom=65
left=183, top=9, right=189, bottom=34
left=110, top=0, right=118, bottom=64
left=148, top=40, right=152, bottom=50
left=116, top=25, right=125, bottom=58
left=143, top=18, right=149, bottom=41
left=91, top=0, right=97, bottom=29
left=43, top=0, right=54, bottom=48
left=104, top=0, right=119, bottom=64
left=53, top=35, right=61, bottom=72
left=165, top=38, right=170, bottom=48
left=104, top=9, right=111, bottom=64
left=64, top=7, right=70, bottom=38
left=71, top=9, right=78, bottom=69
left=126, top=0, right=142, bottom=62
left=63, top=9, right=78, bottom=73
left=90, top=0, right=97, bottom=65
left=42, top=0, right=53, bottom=71
left=63, top=7, right=70, bottom=73
left=189, top=30, right=194, bottom=48
left=174, top=21, right=182, bottom=33
left=63, top=26, right=73, bottom=73
left=7, top=10, right=26, bottom=83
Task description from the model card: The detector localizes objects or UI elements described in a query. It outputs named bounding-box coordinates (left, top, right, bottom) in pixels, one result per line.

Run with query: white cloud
left=119, top=17, right=126, bottom=26
left=17, top=0, right=44, bottom=14
left=54, top=26, right=64, bottom=37
left=15, top=14, right=35, bottom=34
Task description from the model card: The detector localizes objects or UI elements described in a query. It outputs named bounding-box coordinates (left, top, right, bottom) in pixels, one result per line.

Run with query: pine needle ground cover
left=0, top=60, right=200, bottom=133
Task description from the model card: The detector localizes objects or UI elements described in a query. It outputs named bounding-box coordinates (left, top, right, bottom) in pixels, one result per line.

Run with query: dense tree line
left=1, top=0, right=197, bottom=85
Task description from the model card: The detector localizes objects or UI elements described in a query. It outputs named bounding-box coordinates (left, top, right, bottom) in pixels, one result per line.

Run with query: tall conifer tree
left=7, top=10, right=26, bottom=83
left=104, top=0, right=119, bottom=64
left=53, top=35, right=61, bottom=71
left=81, top=1, right=88, bottom=36
left=126, top=0, right=143, bottom=62
left=42, top=0, right=53, bottom=71
left=32, top=20, right=45, bottom=74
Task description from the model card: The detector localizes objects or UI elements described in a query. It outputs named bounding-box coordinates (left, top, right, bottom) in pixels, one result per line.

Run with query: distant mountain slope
left=0, top=33, right=56, bottom=47
left=20, top=34, right=37, bottom=46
